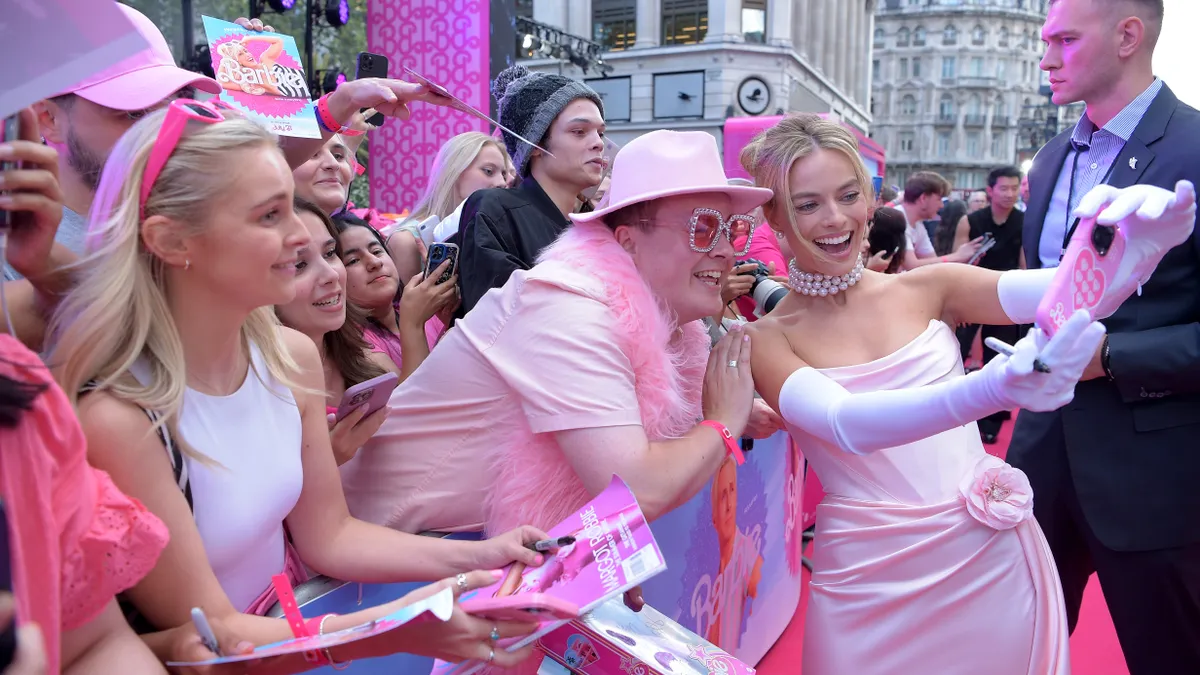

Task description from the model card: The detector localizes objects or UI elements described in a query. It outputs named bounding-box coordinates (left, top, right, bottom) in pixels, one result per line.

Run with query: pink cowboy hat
left=571, top=130, right=773, bottom=223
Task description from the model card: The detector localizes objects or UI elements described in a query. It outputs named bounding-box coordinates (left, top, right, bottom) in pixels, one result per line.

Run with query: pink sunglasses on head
left=139, top=98, right=235, bottom=218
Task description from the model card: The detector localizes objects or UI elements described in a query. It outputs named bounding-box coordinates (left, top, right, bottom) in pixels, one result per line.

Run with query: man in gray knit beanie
left=454, top=64, right=607, bottom=315
left=492, top=65, right=605, bottom=178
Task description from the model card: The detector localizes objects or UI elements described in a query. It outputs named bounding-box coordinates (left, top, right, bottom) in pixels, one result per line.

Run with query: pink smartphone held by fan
left=1036, top=215, right=1126, bottom=336
left=334, top=372, right=398, bottom=422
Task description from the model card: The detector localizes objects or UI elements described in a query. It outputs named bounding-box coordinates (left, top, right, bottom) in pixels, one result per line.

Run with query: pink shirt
left=0, top=336, right=168, bottom=674
left=362, top=315, right=445, bottom=370
left=340, top=265, right=641, bottom=533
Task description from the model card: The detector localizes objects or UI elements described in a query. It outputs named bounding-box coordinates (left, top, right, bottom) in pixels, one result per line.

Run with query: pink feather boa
left=483, top=222, right=710, bottom=538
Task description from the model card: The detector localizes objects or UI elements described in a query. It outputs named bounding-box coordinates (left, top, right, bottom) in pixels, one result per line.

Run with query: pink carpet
left=756, top=412, right=1130, bottom=675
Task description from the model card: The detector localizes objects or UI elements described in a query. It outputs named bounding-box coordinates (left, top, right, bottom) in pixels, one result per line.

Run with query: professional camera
left=739, top=258, right=789, bottom=317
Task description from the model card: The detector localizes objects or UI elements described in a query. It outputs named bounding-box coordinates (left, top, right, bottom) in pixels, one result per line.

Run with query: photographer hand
left=721, top=264, right=756, bottom=304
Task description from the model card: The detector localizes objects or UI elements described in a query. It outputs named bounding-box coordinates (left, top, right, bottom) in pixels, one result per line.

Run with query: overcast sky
left=1154, top=0, right=1199, bottom=108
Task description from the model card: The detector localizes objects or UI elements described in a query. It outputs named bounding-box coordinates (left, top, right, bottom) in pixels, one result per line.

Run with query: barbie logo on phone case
left=1036, top=216, right=1125, bottom=336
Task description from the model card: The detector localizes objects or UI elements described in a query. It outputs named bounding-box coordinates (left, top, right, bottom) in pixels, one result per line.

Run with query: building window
left=662, top=0, right=707, bottom=45
left=939, top=95, right=955, bottom=119
left=937, top=131, right=951, bottom=157
left=914, top=26, right=926, bottom=46
left=943, top=24, right=958, bottom=46
left=998, top=26, right=1009, bottom=47
left=593, top=0, right=637, bottom=51
left=515, top=0, right=533, bottom=17
left=971, top=56, right=984, bottom=77
left=874, top=27, right=885, bottom=48
left=995, top=98, right=1007, bottom=118
left=899, top=132, right=915, bottom=153
left=972, top=25, right=986, bottom=45
left=742, top=0, right=766, bottom=43
left=897, top=27, right=910, bottom=47
left=913, top=57, right=922, bottom=78
left=899, top=94, right=917, bottom=116
left=899, top=57, right=909, bottom=79
left=871, top=59, right=880, bottom=81
left=996, top=59, right=1007, bottom=80
left=942, top=56, right=956, bottom=80
left=967, top=131, right=981, bottom=156
left=968, top=94, right=982, bottom=116
left=992, top=133, right=1005, bottom=159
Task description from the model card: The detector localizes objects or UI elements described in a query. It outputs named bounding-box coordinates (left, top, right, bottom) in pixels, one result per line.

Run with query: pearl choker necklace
left=788, top=254, right=865, bottom=297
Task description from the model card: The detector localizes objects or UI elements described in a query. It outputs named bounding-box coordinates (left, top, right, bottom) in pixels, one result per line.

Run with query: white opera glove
left=996, top=182, right=1196, bottom=325
left=777, top=311, right=1105, bottom=455
left=1078, top=181, right=1196, bottom=316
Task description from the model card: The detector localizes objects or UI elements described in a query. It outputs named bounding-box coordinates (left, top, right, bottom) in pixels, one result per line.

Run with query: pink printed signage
left=202, top=16, right=320, bottom=138
left=434, top=476, right=668, bottom=675
left=537, top=598, right=755, bottom=675
left=166, top=587, right=456, bottom=666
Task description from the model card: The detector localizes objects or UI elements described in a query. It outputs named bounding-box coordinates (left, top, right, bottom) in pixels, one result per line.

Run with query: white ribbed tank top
left=133, top=342, right=304, bottom=611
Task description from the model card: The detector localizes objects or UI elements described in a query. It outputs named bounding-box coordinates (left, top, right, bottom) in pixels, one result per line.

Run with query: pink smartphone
left=460, top=593, right=581, bottom=622
left=1036, top=216, right=1126, bottom=336
left=334, top=372, right=399, bottom=422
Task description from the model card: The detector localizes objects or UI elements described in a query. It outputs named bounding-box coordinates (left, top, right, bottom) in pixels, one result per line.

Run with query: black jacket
left=453, top=177, right=572, bottom=316
left=1008, top=84, right=1200, bottom=551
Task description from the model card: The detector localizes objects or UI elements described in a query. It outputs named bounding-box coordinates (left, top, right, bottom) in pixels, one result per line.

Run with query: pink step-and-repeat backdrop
left=366, top=0, right=490, bottom=212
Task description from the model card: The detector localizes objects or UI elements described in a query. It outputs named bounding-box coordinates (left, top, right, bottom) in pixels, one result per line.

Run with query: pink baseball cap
left=57, top=5, right=220, bottom=111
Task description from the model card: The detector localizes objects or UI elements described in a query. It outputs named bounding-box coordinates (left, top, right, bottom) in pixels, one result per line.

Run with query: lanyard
left=1060, top=141, right=1120, bottom=258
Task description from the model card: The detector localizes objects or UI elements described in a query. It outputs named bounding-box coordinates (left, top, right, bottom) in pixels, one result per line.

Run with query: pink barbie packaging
left=432, top=476, right=668, bottom=675
left=1036, top=215, right=1126, bottom=336
left=536, top=597, right=756, bottom=675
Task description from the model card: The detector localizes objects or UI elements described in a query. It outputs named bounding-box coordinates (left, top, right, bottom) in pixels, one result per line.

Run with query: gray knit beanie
left=491, top=64, right=604, bottom=178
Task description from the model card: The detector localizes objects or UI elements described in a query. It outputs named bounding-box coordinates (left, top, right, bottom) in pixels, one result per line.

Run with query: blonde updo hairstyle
left=739, top=114, right=874, bottom=266
left=50, top=106, right=302, bottom=461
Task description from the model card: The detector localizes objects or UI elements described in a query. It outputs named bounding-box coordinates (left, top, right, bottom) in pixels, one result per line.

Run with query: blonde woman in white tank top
left=50, top=99, right=545, bottom=670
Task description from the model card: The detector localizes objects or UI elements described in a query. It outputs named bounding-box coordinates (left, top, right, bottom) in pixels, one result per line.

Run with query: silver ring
left=487, top=647, right=495, bottom=663
left=727, top=360, right=738, bottom=368
left=455, top=573, right=468, bottom=592
left=490, top=625, right=500, bottom=642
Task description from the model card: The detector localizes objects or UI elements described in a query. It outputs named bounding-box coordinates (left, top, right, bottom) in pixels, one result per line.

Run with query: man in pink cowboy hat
left=340, top=130, right=776, bottom=543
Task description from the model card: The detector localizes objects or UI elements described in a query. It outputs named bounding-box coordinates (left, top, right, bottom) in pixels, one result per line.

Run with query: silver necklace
left=788, top=254, right=864, bottom=297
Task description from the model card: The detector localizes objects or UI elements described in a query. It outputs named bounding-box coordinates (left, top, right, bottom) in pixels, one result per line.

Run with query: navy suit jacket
left=1008, top=84, right=1200, bottom=551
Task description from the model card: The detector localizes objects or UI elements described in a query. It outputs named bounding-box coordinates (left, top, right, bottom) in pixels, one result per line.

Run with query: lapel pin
left=1129, top=157, right=1138, bottom=170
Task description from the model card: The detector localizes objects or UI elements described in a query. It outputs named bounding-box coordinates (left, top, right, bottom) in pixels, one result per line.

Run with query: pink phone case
left=334, top=372, right=399, bottom=422
left=460, top=593, right=581, bottom=623
left=1036, top=216, right=1126, bottom=336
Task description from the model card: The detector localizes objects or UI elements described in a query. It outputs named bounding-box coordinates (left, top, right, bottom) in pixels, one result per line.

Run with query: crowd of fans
left=2, top=1, right=1197, bottom=674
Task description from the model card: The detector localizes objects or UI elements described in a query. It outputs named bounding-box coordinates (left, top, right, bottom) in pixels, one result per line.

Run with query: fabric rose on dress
left=958, top=456, right=1034, bottom=530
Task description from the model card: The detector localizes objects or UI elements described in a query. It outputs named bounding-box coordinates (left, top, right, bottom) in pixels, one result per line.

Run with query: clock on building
left=737, top=76, right=771, bottom=115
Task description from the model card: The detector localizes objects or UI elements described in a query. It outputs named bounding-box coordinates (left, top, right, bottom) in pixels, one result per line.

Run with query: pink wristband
left=316, top=95, right=365, bottom=137
left=271, top=574, right=331, bottom=666
left=700, top=421, right=745, bottom=465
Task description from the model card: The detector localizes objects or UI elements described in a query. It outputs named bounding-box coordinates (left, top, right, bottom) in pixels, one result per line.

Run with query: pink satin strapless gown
left=788, top=321, right=1069, bottom=675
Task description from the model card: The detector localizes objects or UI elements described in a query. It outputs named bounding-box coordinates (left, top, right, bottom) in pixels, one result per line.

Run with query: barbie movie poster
left=202, top=16, right=320, bottom=138
left=640, top=430, right=803, bottom=666
left=435, top=476, right=667, bottom=675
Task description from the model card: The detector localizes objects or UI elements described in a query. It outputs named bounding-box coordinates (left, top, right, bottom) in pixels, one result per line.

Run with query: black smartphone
left=0, top=501, right=17, bottom=669
left=0, top=114, right=20, bottom=231
left=424, top=242, right=459, bottom=285
left=355, top=52, right=389, bottom=127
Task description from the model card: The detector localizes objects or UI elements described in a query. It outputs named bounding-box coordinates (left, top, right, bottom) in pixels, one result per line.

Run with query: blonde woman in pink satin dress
left=739, top=115, right=1196, bottom=674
